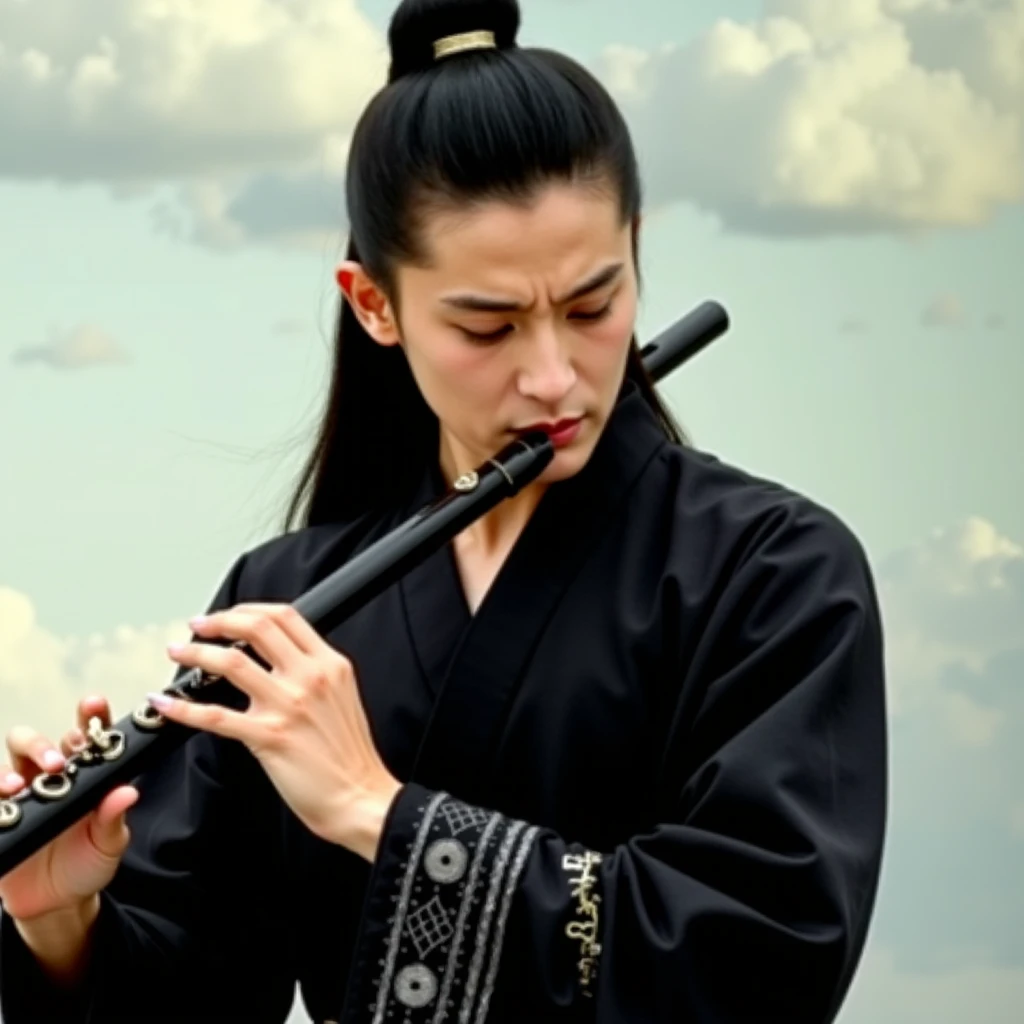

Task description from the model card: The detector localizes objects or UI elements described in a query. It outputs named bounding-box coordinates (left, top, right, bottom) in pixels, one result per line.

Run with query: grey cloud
left=10, top=325, right=131, bottom=370
left=839, top=315, right=870, bottom=334
left=921, top=293, right=966, bottom=328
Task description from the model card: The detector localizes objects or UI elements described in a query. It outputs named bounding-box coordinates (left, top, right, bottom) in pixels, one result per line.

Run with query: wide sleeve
left=338, top=507, right=888, bottom=1023
left=0, top=553, right=299, bottom=1024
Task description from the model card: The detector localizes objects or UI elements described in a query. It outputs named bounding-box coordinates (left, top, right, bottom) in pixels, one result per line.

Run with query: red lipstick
left=516, top=417, right=583, bottom=449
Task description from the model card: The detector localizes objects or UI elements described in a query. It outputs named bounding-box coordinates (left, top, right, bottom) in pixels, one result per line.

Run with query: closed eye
left=570, top=301, right=613, bottom=322
left=461, top=324, right=514, bottom=343
left=459, top=299, right=615, bottom=344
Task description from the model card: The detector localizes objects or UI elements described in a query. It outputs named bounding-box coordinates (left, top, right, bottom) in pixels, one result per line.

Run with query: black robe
left=0, top=382, right=888, bottom=1023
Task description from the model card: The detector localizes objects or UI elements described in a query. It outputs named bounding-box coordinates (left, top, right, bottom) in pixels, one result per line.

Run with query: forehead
left=412, top=182, right=629, bottom=286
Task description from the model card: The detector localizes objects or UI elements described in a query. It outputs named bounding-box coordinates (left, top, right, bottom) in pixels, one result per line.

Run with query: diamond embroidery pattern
left=406, top=895, right=454, bottom=959
left=440, top=802, right=490, bottom=836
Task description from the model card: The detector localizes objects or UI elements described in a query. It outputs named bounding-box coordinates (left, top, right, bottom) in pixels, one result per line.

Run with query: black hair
left=281, top=0, right=685, bottom=530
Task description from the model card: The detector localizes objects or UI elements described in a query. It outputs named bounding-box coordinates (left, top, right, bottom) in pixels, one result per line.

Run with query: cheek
left=586, top=299, right=636, bottom=366
left=412, top=337, right=497, bottom=411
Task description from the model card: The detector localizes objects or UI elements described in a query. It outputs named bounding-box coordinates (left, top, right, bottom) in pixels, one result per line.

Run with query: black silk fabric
left=0, top=382, right=888, bottom=1023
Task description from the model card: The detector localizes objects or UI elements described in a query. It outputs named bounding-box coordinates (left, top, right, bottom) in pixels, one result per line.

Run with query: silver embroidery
left=371, top=790, right=449, bottom=1024
left=458, top=820, right=527, bottom=1024
left=370, top=795, right=539, bottom=1024
left=440, top=801, right=491, bottom=836
left=395, top=964, right=438, bottom=1009
left=424, top=838, right=469, bottom=884
left=408, top=895, right=455, bottom=958
left=472, top=825, right=540, bottom=1024
left=431, top=814, right=504, bottom=1024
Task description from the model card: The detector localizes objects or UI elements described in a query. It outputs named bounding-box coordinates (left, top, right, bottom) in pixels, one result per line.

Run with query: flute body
left=0, top=299, right=729, bottom=879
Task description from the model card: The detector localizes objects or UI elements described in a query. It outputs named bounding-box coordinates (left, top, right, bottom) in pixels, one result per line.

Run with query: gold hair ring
left=433, top=30, right=497, bottom=61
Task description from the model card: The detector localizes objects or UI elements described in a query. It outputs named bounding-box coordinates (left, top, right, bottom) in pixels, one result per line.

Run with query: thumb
left=87, top=786, right=139, bottom=860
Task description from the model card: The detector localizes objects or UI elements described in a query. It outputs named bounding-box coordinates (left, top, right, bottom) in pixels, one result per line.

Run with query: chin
left=536, top=441, right=596, bottom=485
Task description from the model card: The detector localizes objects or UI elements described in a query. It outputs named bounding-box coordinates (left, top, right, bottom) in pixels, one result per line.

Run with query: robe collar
left=399, top=378, right=672, bottom=797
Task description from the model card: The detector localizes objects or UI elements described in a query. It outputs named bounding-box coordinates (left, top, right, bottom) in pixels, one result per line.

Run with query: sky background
left=0, top=0, right=1021, bottom=1020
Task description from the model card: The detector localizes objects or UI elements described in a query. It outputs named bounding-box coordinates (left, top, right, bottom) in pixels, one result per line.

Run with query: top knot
left=387, top=0, right=521, bottom=82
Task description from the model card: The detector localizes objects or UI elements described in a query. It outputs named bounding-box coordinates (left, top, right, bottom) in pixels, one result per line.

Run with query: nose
left=516, top=325, right=577, bottom=406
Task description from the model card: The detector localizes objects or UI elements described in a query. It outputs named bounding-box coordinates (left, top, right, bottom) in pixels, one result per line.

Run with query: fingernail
left=43, top=750, right=64, bottom=772
left=3, top=773, right=23, bottom=789
left=189, top=615, right=209, bottom=629
left=70, top=728, right=86, bottom=747
left=167, top=642, right=185, bottom=655
left=147, top=692, right=174, bottom=711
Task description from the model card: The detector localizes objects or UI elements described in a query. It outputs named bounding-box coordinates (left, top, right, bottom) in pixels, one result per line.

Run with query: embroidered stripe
left=458, top=820, right=527, bottom=1024
left=472, top=825, right=539, bottom=1024
left=367, top=794, right=539, bottom=1023
left=371, top=790, right=449, bottom=1024
left=431, top=812, right=504, bottom=1024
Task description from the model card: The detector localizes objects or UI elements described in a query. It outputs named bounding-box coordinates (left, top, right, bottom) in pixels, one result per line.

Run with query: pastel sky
left=0, top=1, right=1021, bottom=1021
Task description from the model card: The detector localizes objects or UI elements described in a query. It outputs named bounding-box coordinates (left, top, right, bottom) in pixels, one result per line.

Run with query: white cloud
left=877, top=516, right=1023, bottom=708
left=873, top=517, right=1024, bottom=851
left=0, top=0, right=383, bottom=184
left=10, top=323, right=131, bottom=369
left=599, top=0, right=1024, bottom=234
left=0, top=585, right=188, bottom=743
left=4, top=0, right=1020, bottom=248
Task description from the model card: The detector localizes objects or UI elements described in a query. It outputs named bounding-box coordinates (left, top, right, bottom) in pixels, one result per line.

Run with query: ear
left=335, top=261, right=401, bottom=347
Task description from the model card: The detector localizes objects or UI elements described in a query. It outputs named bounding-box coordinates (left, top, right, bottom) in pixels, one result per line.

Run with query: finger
left=88, top=786, right=139, bottom=859
left=76, top=695, right=113, bottom=734
left=145, top=691, right=251, bottom=745
left=167, top=640, right=278, bottom=703
left=234, top=603, right=325, bottom=657
left=193, top=605, right=319, bottom=665
left=59, top=727, right=88, bottom=758
left=5, top=726, right=66, bottom=779
left=0, top=765, right=25, bottom=796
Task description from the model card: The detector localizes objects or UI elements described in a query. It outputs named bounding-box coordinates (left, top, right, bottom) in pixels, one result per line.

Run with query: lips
left=517, top=417, right=581, bottom=437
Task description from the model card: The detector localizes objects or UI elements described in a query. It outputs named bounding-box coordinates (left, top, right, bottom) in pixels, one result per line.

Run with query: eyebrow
left=441, top=262, right=625, bottom=313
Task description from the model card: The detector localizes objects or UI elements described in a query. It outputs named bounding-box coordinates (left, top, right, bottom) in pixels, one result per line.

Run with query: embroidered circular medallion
left=424, top=838, right=468, bottom=884
left=395, top=963, right=438, bottom=1008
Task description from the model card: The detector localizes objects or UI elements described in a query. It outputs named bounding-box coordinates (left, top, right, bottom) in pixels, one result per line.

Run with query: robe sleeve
left=339, top=506, right=888, bottom=1023
left=0, top=553, right=299, bottom=1024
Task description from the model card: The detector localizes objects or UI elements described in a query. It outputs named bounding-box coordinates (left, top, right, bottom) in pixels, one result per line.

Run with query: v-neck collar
left=398, top=380, right=670, bottom=800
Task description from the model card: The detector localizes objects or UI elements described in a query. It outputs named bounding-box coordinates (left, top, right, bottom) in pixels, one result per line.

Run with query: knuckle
left=251, top=615, right=274, bottom=639
left=306, top=666, right=330, bottom=692
left=224, top=647, right=250, bottom=672
left=277, top=604, right=301, bottom=625
left=286, top=687, right=310, bottom=715
left=203, top=704, right=225, bottom=730
left=262, top=715, right=289, bottom=749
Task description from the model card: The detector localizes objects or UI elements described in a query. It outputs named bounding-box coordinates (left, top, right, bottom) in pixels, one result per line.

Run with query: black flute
left=0, top=299, right=730, bottom=878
